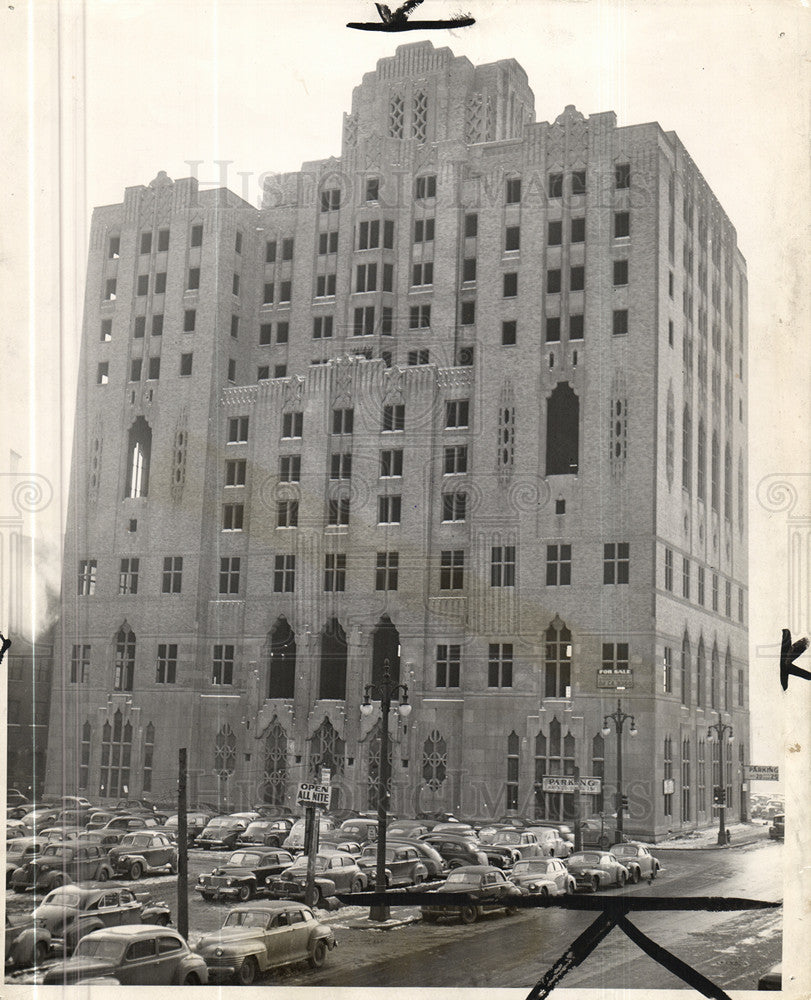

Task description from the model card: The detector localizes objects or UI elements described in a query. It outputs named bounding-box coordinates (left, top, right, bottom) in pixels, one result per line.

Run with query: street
left=5, top=838, right=781, bottom=990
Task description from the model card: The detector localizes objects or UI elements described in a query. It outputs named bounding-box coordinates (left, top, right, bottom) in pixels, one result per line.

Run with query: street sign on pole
left=744, top=765, right=779, bottom=781
left=542, top=775, right=602, bottom=794
left=296, top=782, right=331, bottom=808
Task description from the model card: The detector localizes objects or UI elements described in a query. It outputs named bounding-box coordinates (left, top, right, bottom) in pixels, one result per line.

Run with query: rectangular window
left=375, top=551, right=398, bottom=591
left=279, top=455, right=301, bottom=483
left=615, top=163, right=631, bottom=189
left=321, top=188, right=341, bottom=212
left=435, top=644, right=461, bottom=688
left=441, top=492, right=467, bottom=523
left=571, top=217, right=586, bottom=243
left=366, top=177, right=380, bottom=202
left=380, top=448, right=403, bottom=478
left=460, top=300, right=475, bottom=326
left=117, top=558, right=139, bottom=595
left=332, top=408, right=354, bottom=434
left=614, top=211, right=630, bottom=238
left=281, top=237, right=294, bottom=261
left=738, top=588, right=744, bottom=623
left=613, top=309, right=629, bottom=336
left=548, top=172, right=563, bottom=198
left=664, top=647, right=673, bottom=693
left=682, top=557, right=691, bottom=599
left=155, top=272, right=167, bottom=294
left=191, top=224, right=203, bottom=247
left=712, top=573, right=719, bottom=611
left=546, top=317, right=561, bottom=342
left=444, top=445, right=467, bottom=475
left=219, top=556, right=241, bottom=594
left=183, top=309, right=196, bottom=333
left=664, top=548, right=673, bottom=591
left=445, top=399, right=469, bottom=428
left=108, top=236, right=120, bottom=259
left=503, top=272, right=518, bottom=297
left=412, top=261, right=434, bottom=286
left=162, top=556, right=182, bottom=594
left=265, top=239, right=277, bottom=263
left=488, top=643, right=513, bottom=687
left=277, top=499, right=299, bottom=528
left=603, top=543, right=630, bottom=584
left=137, top=274, right=149, bottom=296
left=355, top=262, right=378, bottom=292
left=134, top=316, right=146, bottom=339
left=547, top=268, right=561, bottom=294
left=151, top=315, right=164, bottom=337
left=570, top=266, right=585, bottom=291
left=156, top=643, right=177, bottom=684
left=491, top=546, right=516, bottom=587
left=324, top=553, right=346, bottom=592
left=382, top=403, right=405, bottom=431
left=353, top=305, right=375, bottom=336
left=273, top=364, right=287, bottom=378
left=212, top=644, right=234, bottom=685
left=440, top=549, right=465, bottom=590
left=276, top=322, right=289, bottom=344
left=505, top=177, right=521, bottom=204
left=273, top=554, right=296, bottom=592
left=224, top=459, right=246, bottom=487
left=408, top=349, right=429, bottom=366
left=413, top=217, right=435, bottom=243
left=222, top=503, right=244, bottom=531
left=464, top=212, right=478, bottom=238
left=416, top=174, right=437, bottom=199
left=697, top=566, right=705, bottom=605
left=462, top=257, right=476, bottom=282
left=130, top=359, right=142, bottom=382
left=179, top=353, right=193, bottom=376
left=327, top=497, right=350, bottom=526
left=100, top=319, right=112, bottom=342
left=571, top=170, right=587, bottom=195
left=409, top=304, right=431, bottom=329
left=505, top=225, right=520, bottom=252
left=279, top=281, right=291, bottom=303
left=330, top=452, right=352, bottom=480
left=548, top=220, right=562, bottom=246
left=78, top=559, right=97, bottom=596
left=381, top=305, right=393, bottom=336
left=602, top=642, right=630, bottom=671
left=232, top=274, right=240, bottom=296
left=234, top=230, right=242, bottom=254
left=140, top=231, right=152, bottom=254
left=569, top=314, right=584, bottom=340
left=227, top=416, right=249, bottom=443
left=147, top=357, right=160, bottom=380
left=282, top=411, right=303, bottom=438
left=382, top=262, right=394, bottom=292
left=383, top=219, right=395, bottom=249
left=546, top=544, right=572, bottom=586
left=259, top=323, right=272, bottom=346
left=104, top=278, right=117, bottom=300
left=357, top=219, right=380, bottom=250
left=613, top=259, right=629, bottom=286
left=502, top=320, right=517, bottom=346
left=725, top=581, right=732, bottom=617
left=319, top=230, right=339, bottom=254
left=313, top=315, right=334, bottom=339
left=378, top=495, right=402, bottom=524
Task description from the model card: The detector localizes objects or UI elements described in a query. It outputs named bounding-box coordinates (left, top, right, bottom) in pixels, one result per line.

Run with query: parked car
left=100, top=814, right=160, bottom=834
left=76, top=830, right=127, bottom=854
left=566, top=851, right=629, bottom=891
left=163, top=811, right=210, bottom=846
left=510, top=857, right=575, bottom=895
left=19, top=807, right=60, bottom=832
left=357, top=844, right=429, bottom=887
left=420, top=832, right=489, bottom=869
left=421, top=866, right=526, bottom=924
left=319, top=835, right=365, bottom=858
left=578, top=817, right=615, bottom=849
left=237, top=817, right=295, bottom=848
left=525, top=826, right=572, bottom=858
left=5, top=913, right=52, bottom=969
left=284, top=816, right=335, bottom=852
left=39, top=826, right=86, bottom=844
left=337, top=817, right=379, bottom=844
left=387, top=837, right=446, bottom=879
left=41, top=925, right=207, bottom=985
left=85, top=810, right=118, bottom=831
left=195, top=901, right=336, bottom=984
left=196, top=849, right=295, bottom=901
left=196, top=815, right=250, bottom=851
left=11, top=842, right=113, bottom=894
left=33, top=883, right=171, bottom=952
left=107, top=832, right=178, bottom=880
left=609, top=843, right=661, bottom=882
left=769, top=814, right=784, bottom=840
left=266, top=849, right=367, bottom=906
left=387, top=821, right=430, bottom=839
left=488, top=829, right=544, bottom=860
left=6, top=837, right=41, bottom=886
left=6, top=789, right=30, bottom=807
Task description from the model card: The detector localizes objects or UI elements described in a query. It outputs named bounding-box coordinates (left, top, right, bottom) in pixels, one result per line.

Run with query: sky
left=2, top=0, right=809, bottom=773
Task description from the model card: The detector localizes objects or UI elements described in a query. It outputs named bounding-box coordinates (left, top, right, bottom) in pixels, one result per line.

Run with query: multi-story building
left=46, top=41, right=749, bottom=839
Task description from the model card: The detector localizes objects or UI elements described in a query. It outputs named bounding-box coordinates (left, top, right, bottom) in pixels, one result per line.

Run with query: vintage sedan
left=195, top=901, right=335, bottom=985
left=510, top=857, right=575, bottom=895
left=6, top=837, right=41, bottom=887
left=11, top=842, right=113, bottom=894
left=196, top=849, right=295, bottom=901
left=421, top=866, right=526, bottom=924
left=489, top=829, right=544, bottom=861
left=769, top=814, right=785, bottom=840
left=283, top=816, right=335, bottom=853
left=5, top=913, right=52, bottom=969
left=107, top=832, right=177, bottom=880
left=237, top=817, right=295, bottom=848
left=566, top=851, right=629, bottom=891
left=420, top=833, right=489, bottom=869
left=610, top=843, right=661, bottom=882
left=33, top=883, right=171, bottom=953
left=41, top=925, right=207, bottom=985
left=196, top=815, right=250, bottom=851
left=387, top=837, right=446, bottom=878
left=164, top=811, right=211, bottom=846
left=266, top=850, right=367, bottom=906
left=100, top=814, right=160, bottom=834
left=357, top=844, right=429, bottom=887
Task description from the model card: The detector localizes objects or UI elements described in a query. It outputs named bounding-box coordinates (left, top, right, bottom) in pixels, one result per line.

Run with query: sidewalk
left=650, top=821, right=772, bottom=850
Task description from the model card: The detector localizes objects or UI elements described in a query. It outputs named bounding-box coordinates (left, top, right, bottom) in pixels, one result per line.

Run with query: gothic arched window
left=126, top=417, right=152, bottom=498
left=546, top=383, right=579, bottom=475
left=114, top=625, right=135, bottom=692
left=319, top=619, right=347, bottom=700
left=268, top=617, right=296, bottom=699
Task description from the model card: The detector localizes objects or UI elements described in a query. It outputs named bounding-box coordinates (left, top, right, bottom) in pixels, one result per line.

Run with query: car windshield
left=569, top=853, right=602, bottom=864
left=43, top=846, right=72, bottom=859
left=205, top=819, right=231, bottom=830
left=445, top=872, right=479, bottom=885
left=244, top=822, right=270, bottom=835
left=123, top=835, right=151, bottom=848
left=227, top=852, right=261, bottom=867
left=74, top=937, right=125, bottom=961
left=512, top=861, right=544, bottom=875
left=224, top=910, right=271, bottom=929
left=493, top=832, right=521, bottom=844
left=360, top=847, right=377, bottom=859
left=42, top=889, right=82, bottom=907
left=611, top=845, right=636, bottom=856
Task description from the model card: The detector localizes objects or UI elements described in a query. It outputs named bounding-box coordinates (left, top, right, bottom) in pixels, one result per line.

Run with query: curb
left=335, top=913, right=422, bottom=931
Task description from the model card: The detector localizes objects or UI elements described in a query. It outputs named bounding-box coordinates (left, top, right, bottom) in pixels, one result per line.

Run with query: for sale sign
left=296, top=782, right=331, bottom=807
left=745, top=765, right=779, bottom=781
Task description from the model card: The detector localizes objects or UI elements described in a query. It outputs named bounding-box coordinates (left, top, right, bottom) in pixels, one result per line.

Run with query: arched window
left=737, top=452, right=744, bottom=532
left=262, top=718, right=288, bottom=805
left=711, top=642, right=719, bottom=709
left=214, top=725, right=237, bottom=779
left=663, top=737, right=673, bottom=817
left=422, top=730, right=447, bottom=791
left=310, top=717, right=345, bottom=778
left=724, top=646, right=732, bottom=711
left=79, top=722, right=92, bottom=790
left=114, top=625, right=136, bottom=692
left=681, top=632, right=691, bottom=705
left=126, top=417, right=152, bottom=498
left=682, top=406, right=692, bottom=493
left=711, top=432, right=720, bottom=512
left=99, top=710, right=132, bottom=798
left=544, top=618, right=571, bottom=698
left=724, top=443, right=732, bottom=521
left=506, top=732, right=520, bottom=811
left=143, top=722, right=155, bottom=793
left=319, top=619, right=347, bottom=700
left=371, top=614, right=400, bottom=690
left=696, top=637, right=705, bottom=707
left=681, top=739, right=691, bottom=821
left=665, top=388, right=675, bottom=487
left=546, top=383, right=579, bottom=475
left=268, top=617, right=296, bottom=699
left=697, top=420, right=706, bottom=501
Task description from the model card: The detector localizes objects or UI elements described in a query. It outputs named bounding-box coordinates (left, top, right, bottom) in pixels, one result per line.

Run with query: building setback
left=47, top=41, right=749, bottom=840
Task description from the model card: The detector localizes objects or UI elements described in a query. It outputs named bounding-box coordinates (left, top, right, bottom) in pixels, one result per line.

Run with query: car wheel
left=565, top=880, right=575, bottom=895
left=309, top=939, right=328, bottom=969
left=448, top=859, right=464, bottom=870
left=459, top=904, right=478, bottom=925
left=630, top=867, right=640, bottom=884
left=598, top=835, right=610, bottom=849
left=540, top=886, right=550, bottom=897
left=236, top=956, right=258, bottom=986
left=350, top=878, right=363, bottom=894
left=97, top=868, right=109, bottom=883
left=156, top=914, right=171, bottom=927
left=168, top=861, right=177, bottom=875
left=182, top=973, right=200, bottom=985
left=414, top=873, right=424, bottom=885
left=651, top=864, right=659, bottom=880
left=34, top=940, right=49, bottom=966
left=617, top=870, right=627, bottom=888
left=310, top=885, right=323, bottom=907
left=129, top=862, right=143, bottom=880
left=238, top=883, right=252, bottom=902
left=591, top=876, right=601, bottom=893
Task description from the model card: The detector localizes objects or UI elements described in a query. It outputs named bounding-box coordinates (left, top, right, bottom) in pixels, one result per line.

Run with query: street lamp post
left=360, top=660, right=411, bottom=921
left=601, top=699, right=638, bottom=843
left=707, top=713, right=734, bottom=846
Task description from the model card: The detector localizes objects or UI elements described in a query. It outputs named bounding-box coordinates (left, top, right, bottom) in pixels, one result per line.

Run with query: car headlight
left=198, top=876, right=205, bottom=884
left=215, top=948, right=223, bottom=957
left=226, top=879, right=233, bottom=886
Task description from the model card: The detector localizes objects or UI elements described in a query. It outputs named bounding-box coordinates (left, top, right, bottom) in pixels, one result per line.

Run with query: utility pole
left=177, top=748, right=188, bottom=940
